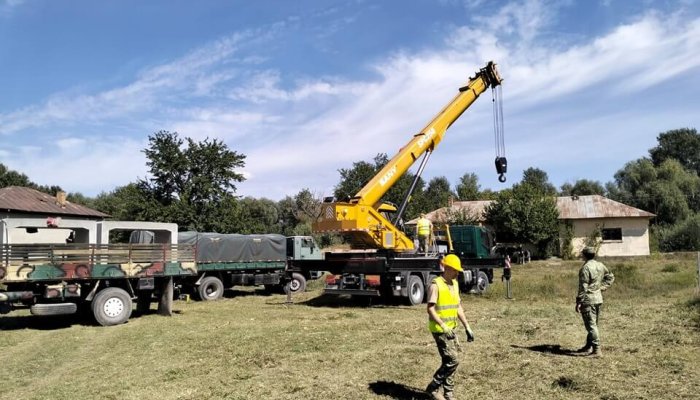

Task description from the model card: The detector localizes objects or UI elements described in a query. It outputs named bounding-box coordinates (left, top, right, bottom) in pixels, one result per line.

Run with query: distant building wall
left=567, top=217, right=651, bottom=257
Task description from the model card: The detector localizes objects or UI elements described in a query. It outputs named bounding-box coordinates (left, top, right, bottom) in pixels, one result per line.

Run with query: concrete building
left=0, top=186, right=108, bottom=245
left=557, top=195, right=655, bottom=257
left=409, top=195, right=655, bottom=257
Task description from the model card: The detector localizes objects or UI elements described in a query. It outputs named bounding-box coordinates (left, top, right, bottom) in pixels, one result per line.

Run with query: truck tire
left=92, top=287, right=132, bottom=326
left=405, top=275, right=425, bottom=306
left=286, top=273, right=307, bottom=294
left=30, top=303, right=78, bottom=316
left=197, top=276, right=224, bottom=301
left=474, top=271, right=490, bottom=294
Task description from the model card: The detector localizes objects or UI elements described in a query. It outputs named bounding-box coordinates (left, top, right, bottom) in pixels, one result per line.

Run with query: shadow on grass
left=295, top=294, right=417, bottom=309
left=0, top=313, right=88, bottom=330
left=368, top=380, right=428, bottom=400
left=511, top=344, right=580, bottom=357
left=0, top=307, right=182, bottom=331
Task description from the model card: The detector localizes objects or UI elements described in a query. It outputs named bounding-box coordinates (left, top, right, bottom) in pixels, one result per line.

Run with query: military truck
left=177, top=232, right=322, bottom=301
left=0, top=219, right=196, bottom=326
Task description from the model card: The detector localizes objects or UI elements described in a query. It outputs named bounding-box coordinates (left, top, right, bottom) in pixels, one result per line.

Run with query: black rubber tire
left=287, top=273, right=307, bottom=294
left=197, top=276, right=224, bottom=301
left=91, top=287, right=133, bottom=326
left=30, top=303, right=77, bottom=316
left=405, top=275, right=425, bottom=306
left=474, top=271, right=490, bottom=294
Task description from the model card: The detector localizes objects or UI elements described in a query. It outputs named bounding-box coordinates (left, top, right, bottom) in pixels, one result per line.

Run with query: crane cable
left=492, top=85, right=507, bottom=182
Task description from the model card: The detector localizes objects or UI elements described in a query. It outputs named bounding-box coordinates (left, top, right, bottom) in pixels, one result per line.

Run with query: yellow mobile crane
left=289, top=61, right=507, bottom=305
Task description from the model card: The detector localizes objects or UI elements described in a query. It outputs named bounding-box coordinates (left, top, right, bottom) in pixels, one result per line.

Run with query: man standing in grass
left=575, top=246, right=615, bottom=357
left=425, top=254, right=475, bottom=400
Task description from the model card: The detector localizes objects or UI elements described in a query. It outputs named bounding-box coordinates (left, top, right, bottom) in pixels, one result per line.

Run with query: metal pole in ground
left=696, top=252, right=699, bottom=296
left=502, top=255, right=513, bottom=299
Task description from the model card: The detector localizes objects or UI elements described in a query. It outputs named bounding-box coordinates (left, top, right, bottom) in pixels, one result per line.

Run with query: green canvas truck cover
left=178, top=232, right=286, bottom=263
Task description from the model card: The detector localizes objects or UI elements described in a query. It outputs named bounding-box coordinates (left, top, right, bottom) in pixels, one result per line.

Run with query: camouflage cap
left=582, top=246, right=596, bottom=256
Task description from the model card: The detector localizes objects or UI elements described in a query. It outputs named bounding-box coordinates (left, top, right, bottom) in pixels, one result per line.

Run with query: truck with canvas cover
left=288, top=61, right=508, bottom=305
left=0, top=219, right=196, bottom=326
left=178, top=232, right=322, bottom=301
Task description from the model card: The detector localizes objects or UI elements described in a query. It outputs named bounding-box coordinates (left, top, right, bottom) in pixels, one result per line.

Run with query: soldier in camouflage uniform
left=575, top=247, right=614, bottom=357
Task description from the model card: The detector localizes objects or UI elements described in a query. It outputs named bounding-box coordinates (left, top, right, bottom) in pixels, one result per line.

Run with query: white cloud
left=1, top=2, right=698, bottom=200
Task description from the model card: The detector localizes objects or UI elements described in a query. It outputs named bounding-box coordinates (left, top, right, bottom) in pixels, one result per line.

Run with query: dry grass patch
left=1, top=255, right=699, bottom=399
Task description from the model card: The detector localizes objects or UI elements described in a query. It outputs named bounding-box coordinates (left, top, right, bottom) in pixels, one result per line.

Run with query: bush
left=657, top=214, right=700, bottom=251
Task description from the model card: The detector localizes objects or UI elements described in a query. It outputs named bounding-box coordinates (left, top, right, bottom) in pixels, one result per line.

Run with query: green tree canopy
left=649, top=128, right=700, bottom=175
left=137, top=131, right=246, bottom=231
left=485, top=181, right=559, bottom=257
left=610, top=158, right=700, bottom=225
left=455, top=172, right=480, bottom=201
left=521, top=167, right=557, bottom=196
left=560, top=179, right=605, bottom=196
left=423, top=176, right=455, bottom=212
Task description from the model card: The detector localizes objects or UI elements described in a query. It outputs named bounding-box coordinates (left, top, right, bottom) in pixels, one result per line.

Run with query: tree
left=423, top=176, right=456, bottom=212
left=455, top=173, right=480, bottom=201
left=560, top=179, right=605, bottom=196
left=609, top=158, right=700, bottom=226
left=649, top=128, right=700, bottom=175
left=233, top=197, right=280, bottom=234
left=485, top=182, right=559, bottom=257
left=521, top=167, right=557, bottom=196
left=0, top=163, right=33, bottom=188
left=139, top=131, right=246, bottom=231
left=93, top=183, right=162, bottom=222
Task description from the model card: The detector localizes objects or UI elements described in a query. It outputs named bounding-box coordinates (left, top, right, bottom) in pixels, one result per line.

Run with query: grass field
left=1, top=254, right=699, bottom=400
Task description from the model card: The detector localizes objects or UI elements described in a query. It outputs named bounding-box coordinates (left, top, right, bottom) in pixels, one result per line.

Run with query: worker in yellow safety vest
left=416, top=213, right=433, bottom=253
left=425, top=254, right=475, bottom=400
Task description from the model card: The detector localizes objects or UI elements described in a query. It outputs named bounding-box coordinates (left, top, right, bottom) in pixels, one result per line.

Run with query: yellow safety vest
left=417, top=218, right=431, bottom=236
left=428, top=276, right=460, bottom=333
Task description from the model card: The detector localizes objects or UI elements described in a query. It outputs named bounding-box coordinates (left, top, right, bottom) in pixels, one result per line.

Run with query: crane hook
left=495, top=156, right=507, bottom=183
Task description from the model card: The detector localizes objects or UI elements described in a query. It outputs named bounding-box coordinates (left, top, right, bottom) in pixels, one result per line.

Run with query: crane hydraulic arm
left=314, top=61, right=503, bottom=251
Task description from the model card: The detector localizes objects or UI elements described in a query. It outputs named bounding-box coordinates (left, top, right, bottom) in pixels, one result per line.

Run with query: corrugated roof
left=406, top=200, right=492, bottom=225
left=408, top=194, right=654, bottom=224
left=0, top=186, right=109, bottom=218
left=557, top=195, right=655, bottom=219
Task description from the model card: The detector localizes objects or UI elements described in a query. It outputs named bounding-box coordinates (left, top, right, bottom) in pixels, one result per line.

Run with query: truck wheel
left=30, top=303, right=78, bottom=316
left=198, top=276, right=224, bottom=301
left=405, top=275, right=425, bottom=306
left=474, top=271, right=490, bottom=294
left=287, top=273, right=307, bottom=293
left=92, top=287, right=132, bottom=326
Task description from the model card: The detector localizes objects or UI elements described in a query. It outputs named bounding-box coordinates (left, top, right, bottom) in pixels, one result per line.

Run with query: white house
left=409, top=195, right=655, bottom=257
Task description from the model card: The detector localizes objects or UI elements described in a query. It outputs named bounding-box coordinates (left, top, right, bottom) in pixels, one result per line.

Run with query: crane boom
left=314, top=61, right=503, bottom=251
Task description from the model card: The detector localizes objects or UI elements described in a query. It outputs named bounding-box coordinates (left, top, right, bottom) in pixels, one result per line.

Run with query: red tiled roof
left=0, top=186, right=108, bottom=218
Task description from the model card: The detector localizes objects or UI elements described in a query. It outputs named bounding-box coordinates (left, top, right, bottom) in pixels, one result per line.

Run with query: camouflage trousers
left=430, top=332, right=460, bottom=395
left=581, top=303, right=602, bottom=348
left=418, top=235, right=430, bottom=253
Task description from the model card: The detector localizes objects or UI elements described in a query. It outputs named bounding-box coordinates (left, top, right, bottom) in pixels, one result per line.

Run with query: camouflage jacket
left=577, top=259, right=614, bottom=305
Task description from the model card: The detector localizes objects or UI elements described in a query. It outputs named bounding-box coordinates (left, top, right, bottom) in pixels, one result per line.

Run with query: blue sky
left=1, top=0, right=699, bottom=200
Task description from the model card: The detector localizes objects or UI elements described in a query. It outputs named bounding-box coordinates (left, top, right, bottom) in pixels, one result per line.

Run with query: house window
left=602, top=228, right=622, bottom=241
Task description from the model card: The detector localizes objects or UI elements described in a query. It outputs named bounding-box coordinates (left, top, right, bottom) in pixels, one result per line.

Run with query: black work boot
left=425, top=381, right=444, bottom=400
